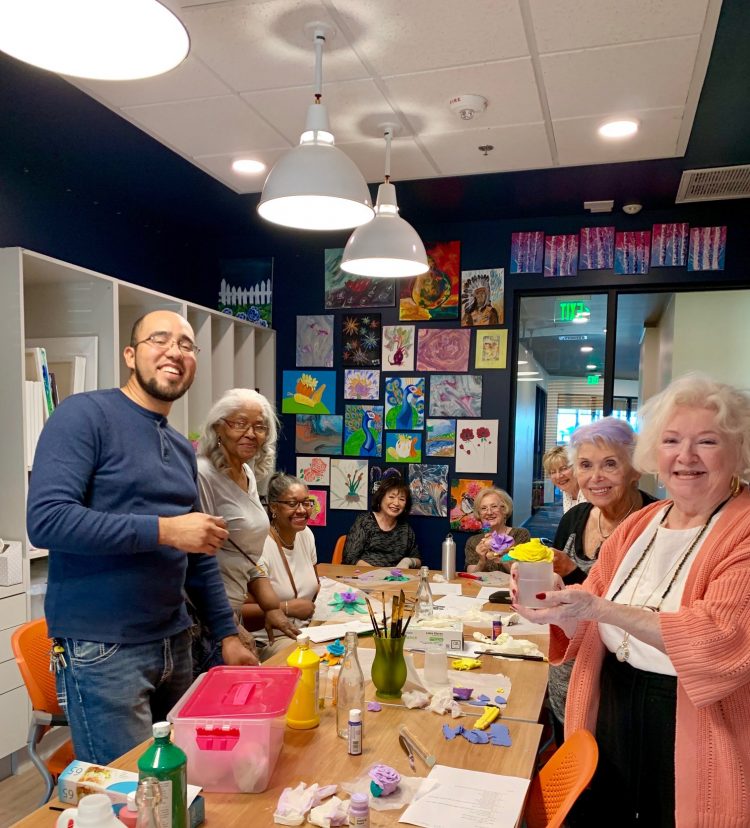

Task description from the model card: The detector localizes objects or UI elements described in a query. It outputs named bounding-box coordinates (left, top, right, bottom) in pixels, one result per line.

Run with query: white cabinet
left=0, top=246, right=276, bottom=759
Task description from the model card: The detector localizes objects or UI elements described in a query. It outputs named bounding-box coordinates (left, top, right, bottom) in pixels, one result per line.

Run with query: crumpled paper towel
left=308, top=796, right=349, bottom=827
left=428, top=686, right=464, bottom=718
left=273, top=782, right=337, bottom=825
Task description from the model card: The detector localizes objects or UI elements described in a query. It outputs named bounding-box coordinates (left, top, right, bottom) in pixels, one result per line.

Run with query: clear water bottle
left=415, top=566, right=434, bottom=621
left=441, top=533, right=456, bottom=580
left=336, top=631, right=365, bottom=739
left=135, top=778, right=163, bottom=828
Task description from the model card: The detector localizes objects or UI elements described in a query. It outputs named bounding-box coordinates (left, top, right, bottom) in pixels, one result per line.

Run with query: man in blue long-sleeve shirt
left=27, top=310, right=256, bottom=764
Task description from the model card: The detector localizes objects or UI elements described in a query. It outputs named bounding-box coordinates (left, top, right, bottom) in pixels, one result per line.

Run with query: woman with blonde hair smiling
left=514, top=374, right=750, bottom=826
left=543, top=445, right=586, bottom=513
left=465, top=487, right=529, bottom=573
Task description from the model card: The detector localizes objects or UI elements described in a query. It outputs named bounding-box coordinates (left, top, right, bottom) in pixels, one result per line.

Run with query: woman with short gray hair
left=464, top=486, right=530, bottom=573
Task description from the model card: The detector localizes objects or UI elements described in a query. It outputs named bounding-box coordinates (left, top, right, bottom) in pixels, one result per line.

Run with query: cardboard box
left=405, top=622, right=463, bottom=652
left=0, top=540, right=22, bottom=587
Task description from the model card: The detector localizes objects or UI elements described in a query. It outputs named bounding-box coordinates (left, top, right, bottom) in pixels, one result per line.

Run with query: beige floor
left=0, top=763, right=46, bottom=828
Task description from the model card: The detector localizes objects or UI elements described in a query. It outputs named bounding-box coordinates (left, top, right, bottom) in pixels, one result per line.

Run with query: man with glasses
left=27, top=310, right=255, bottom=765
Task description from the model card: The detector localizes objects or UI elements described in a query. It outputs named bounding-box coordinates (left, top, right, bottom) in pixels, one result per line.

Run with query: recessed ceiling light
left=598, top=119, right=639, bottom=139
left=571, top=315, right=589, bottom=324
left=518, top=371, right=539, bottom=376
left=518, top=377, right=542, bottom=382
left=580, top=346, right=594, bottom=353
left=586, top=363, right=597, bottom=370
left=517, top=360, right=528, bottom=366
left=232, top=159, right=266, bottom=175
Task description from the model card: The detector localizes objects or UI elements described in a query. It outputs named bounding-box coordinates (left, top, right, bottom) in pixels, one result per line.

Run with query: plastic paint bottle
left=117, top=792, right=138, bottom=828
left=285, top=634, right=320, bottom=729
left=347, top=708, right=363, bottom=756
left=348, top=792, right=370, bottom=827
left=137, top=723, right=187, bottom=828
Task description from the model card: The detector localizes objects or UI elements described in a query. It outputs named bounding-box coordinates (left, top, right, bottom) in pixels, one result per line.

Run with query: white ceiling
left=67, top=0, right=721, bottom=195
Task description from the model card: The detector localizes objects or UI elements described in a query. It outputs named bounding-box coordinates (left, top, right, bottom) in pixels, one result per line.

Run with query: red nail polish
left=535, top=592, right=546, bottom=600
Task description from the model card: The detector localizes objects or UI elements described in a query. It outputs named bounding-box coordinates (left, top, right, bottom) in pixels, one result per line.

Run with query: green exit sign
left=587, top=374, right=600, bottom=385
left=559, top=300, right=590, bottom=322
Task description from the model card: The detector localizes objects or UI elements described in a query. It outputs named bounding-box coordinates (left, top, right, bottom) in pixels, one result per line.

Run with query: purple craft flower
left=340, top=590, right=359, bottom=603
left=368, top=764, right=401, bottom=796
left=488, top=532, right=514, bottom=554
left=453, top=687, right=473, bottom=701
left=367, top=701, right=382, bottom=712
left=390, top=569, right=402, bottom=577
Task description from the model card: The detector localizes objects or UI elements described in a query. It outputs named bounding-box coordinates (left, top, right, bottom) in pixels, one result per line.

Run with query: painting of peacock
left=343, top=404, right=383, bottom=457
left=385, top=376, right=425, bottom=430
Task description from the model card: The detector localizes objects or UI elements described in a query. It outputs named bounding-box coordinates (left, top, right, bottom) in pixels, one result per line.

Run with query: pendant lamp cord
left=383, top=128, right=392, bottom=182
left=313, top=30, right=325, bottom=102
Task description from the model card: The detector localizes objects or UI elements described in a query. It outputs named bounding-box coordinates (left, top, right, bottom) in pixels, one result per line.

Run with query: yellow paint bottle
left=286, top=635, right=320, bottom=730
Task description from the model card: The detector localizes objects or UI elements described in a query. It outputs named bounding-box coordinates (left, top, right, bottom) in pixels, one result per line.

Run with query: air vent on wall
left=676, top=165, right=750, bottom=203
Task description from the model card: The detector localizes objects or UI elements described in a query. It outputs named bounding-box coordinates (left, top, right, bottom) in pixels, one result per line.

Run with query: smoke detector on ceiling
left=623, top=202, right=642, bottom=215
left=449, top=94, right=487, bottom=121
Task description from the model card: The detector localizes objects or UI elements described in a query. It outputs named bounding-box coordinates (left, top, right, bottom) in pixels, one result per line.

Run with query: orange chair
left=11, top=619, right=75, bottom=806
left=331, top=535, right=347, bottom=565
left=524, top=729, right=598, bottom=828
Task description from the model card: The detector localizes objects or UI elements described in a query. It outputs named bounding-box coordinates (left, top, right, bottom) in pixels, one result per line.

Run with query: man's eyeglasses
left=134, top=332, right=200, bottom=355
left=221, top=419, right=269, bottom=435
left=273, top=499, right=316, bottom=511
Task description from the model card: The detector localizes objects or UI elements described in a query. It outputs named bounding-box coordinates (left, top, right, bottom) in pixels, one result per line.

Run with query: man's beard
left=134, top=363, right=192, bottom=402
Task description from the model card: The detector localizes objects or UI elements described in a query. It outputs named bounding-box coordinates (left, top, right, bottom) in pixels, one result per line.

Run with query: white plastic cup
left=423, top=644, right=448, bottom=685
left=516, top=561, right=554, bottom=608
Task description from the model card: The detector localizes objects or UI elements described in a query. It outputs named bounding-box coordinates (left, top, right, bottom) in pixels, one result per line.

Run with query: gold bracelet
left=285, top=600, right=289, bottom=614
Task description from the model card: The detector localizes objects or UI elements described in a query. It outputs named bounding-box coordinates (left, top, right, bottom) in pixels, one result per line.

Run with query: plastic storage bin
left=168, top=666, right=299, bottom=793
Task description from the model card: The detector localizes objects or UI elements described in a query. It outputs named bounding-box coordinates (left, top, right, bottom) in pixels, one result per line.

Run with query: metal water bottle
left=441, top=533, right=456, bottom=580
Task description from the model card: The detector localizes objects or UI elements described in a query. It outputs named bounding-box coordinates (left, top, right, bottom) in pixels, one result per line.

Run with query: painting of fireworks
left=409, top=464, right=449, bottom=518
left=296, top=315, right=334, bottom=367
left=295, top=415, right=343, bottom=456
left=449, top=478, right=495, bottom=532
left=416, top=328, right=471, bottom=372
left=282, top=370, right=336, bottom=414
left=544, top=234, right=578, bottom=277
left=578, top=227, right=615, bottom=270
left=324, top=248, right=395, bottom=309
left=687, top=226, right=726, bottom=271
left=425, top=419, right=456, bottom=458
left=296, top=456, right=331, bottom=486
left=342, top=313, right=381, bottom=368
left=307, top=490, right=327, bottom=526
left=460, top=268, right=504, bottom=326
left=399, top=241, right=460, bottom=321
left=344, top=369, right=380, bottom=400
left=344, top=404, right=384, bottom=457
left=429, top=374, right=482, bottom=418
left=330, top=458, right=368, bottom=510
left=651, top=223, right=689, bottom=267
left=615, top=231, right=651, bottom=275
left=455, top=419, right=499, bottom=474
left=510, top=231, right=544, bottom=274
left=382, top=324, right=416, bottom=371
left=384, top=376, right=425, bottom=430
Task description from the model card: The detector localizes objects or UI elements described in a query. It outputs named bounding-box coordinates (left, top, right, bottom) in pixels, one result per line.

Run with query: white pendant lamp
left=0, top=0, right=189, bottom=81
left=258, top=25, right=374, bottom=232
left=340, top=126, right=428, bottom=278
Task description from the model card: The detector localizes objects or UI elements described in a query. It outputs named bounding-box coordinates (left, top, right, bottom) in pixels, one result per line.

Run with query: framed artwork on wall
left=382, top=324, right=415, bottom=370
left=344, top=369, right=380, bottom=400
left=330, top=458, right=368, bottom=510
left=510, top=231, right=544, bottom=274
left=615, top=231, right=651, bottom=275
left=474, top=329, right=507, bottom=369
left=687, top=226, right=726, bottom=271
left=429, top=375, right=482, bottom=417
left=409, top=464, right=449, bottom=517
left=455, top=419, right=499, bottom=474
left=545, top=234, right=578, bottom=277
left=425, top=418, right=456, bottom=457
left=296, top=456, right=331, bottom=486
left=399, top=240, right=460, bottom=321
left=416, top=328, right=471, bottom=372
left=307, top=490, right=327, bottom=526
left=295, top=415, right=343, bottom=456
left=449, top=478, right=495, bottom=532
left=218, top=257, right=273, bottom=325
left=384, top=432, right=423, bottom=463
left=651, top=223, right=689, bottom=267
left=460, top=268, right=504, bottom=325
left=578, top=227, right=615, bottom=270
left=282, top=370, right=336, bottom=414
left=384, top=376, right=425, bottom=430
left=343, top=404, right=384, bottom=457
left=324, top=248, right=395, bottom=308
left=342, top=313, right=382, bottom=367
left=296, top=315, right=334, bottom=367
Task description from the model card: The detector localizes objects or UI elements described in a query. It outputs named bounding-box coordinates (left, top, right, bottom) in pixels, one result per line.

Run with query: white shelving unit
left=0, top=247, right=275, bottom=761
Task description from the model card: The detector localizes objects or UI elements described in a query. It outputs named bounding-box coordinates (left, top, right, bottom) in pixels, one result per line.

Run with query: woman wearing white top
left=243, top=473, right=320, bottom=660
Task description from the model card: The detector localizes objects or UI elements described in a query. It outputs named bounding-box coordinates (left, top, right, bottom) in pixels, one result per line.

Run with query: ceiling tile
left=542, top=36, right=700, bottom=119
left=554, top=107, right=685, bottom=166
left=420, top=123, right=553, bottom=176
left=192, top=148, right=289, bottom=194
left=529, top=0, right=710, bottom=53
left=336, top=137, right=438, bottom=183
left=122, top=96, right=288, bottom=156
left=383, top=59, right=542, bottom=134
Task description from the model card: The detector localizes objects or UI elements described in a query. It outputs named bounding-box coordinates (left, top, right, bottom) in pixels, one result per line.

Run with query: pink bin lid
left=175, top=667, right=300, bottom=720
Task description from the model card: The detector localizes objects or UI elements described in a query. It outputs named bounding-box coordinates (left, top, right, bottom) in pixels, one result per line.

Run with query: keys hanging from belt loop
left=49, top=641, right=67, bottom=673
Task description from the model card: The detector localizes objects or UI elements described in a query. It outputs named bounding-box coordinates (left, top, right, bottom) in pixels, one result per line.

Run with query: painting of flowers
left=545, top=234, right=578, bottom=277
left=344, top=369, right=380, bottom=400
left=307, top=490, right=327, bottom=526
left=296, top=456, right=330, bottom=486
left=510, top=231, right=544, bottom=274
left=295, top=415, right=343, bottom=456
left=342, top=313, right=382, bottom=368
left=429, top=375, right=482, bottom=418
left=384, top=432, right=422, bottom=463
left=330, top=458, right=368, bottom=510
left=426, top=418, right=456, bottom=457
left=687, top=226, right=726, bottom=271
left=324, top=248, right=396, bottom=309
left=409, top=464, right=449, bottom=517
left=455, top=419, right=499, bottom=474
left=651, top=223, right=689, bottom=267
left=579, top=227, right=615, bottom=270
left=449, top=478, right=495, bottom=532
left=218, top=256, right=273, bottom=326
left=282, top=370, right=336, bottom=414
left=344, top=404, right=384, bottom=457
left=416, top=328, right=471, bottom=372
left=382, top=324, right=415, bottom=371
left=296, top=315, right=334, bottom=367
left=384, top=376, right=425, bottom=430
left=399, top=241, right=460, bottom=321
left=615, top=231, right=651, bottom=275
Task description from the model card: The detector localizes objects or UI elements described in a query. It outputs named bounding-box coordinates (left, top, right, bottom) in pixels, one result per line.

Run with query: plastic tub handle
left=232, top=683, right=255, bottom=706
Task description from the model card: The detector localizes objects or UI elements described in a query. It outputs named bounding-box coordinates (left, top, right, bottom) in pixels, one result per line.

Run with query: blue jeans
left=55, top=630, right=193, bottom=765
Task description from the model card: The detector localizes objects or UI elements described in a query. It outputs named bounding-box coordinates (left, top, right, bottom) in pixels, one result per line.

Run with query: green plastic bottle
left=137, top=722, right=187, bottom=828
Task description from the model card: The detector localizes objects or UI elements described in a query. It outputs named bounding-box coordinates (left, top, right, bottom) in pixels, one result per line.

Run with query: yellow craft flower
left=505, top=537, right=554, bottom=562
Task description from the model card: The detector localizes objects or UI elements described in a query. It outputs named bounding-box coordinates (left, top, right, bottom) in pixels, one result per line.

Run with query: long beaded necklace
left=611, top=495, right=731, bottom=663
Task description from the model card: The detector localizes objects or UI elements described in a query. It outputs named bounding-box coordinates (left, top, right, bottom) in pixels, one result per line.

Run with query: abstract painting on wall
left=344, top=369, right=380, bottom=400
left=218, top=257, right=273, bottom=326
left=384, top=376, right=425, bottom=430
left=369, top=465, right=403, bottom=496
left=282, top=370, right=336, bottom=414
left=307, top=490, right=327, bottom=526
left=382, top=324, right=415, bottom=371
left=384, top=432, right=422, bottom=463
left=342, top=313, right=381, bottom=367
left=295, top=415, right=343, bottom=456
left=425, top=418, right=456, bottom=457
left=545, top=234, right=579, bottom=277
left=429, top=374, right=482, bottom=418
left=324, top=248, right=396, bottom=309
left=449, top=478, right=495, bottom=532
left=296, top=456, right=331, bottom=486
left=399, top=240, right=460, bottom=321
left=409, top=464, right=449, bottom=518
left=460, top=268, right=504, bottom=325
left=296, top=315, right=334, bottom=367
left=578, top=227, right=615, bottom=270
left=510, top=231, right=544, bottom=274
left=614, top=231, right=651, bottom=275
left=475, top=329, right=508, bottom=369
left=455, top=419, right=499, bottom=474
left=687, top=226, right=727, bottom=271
left=651, top=223, right=689, bottom=267
left=343, top=404, right=384, bottom=457
left=330, top=458, right=368, bottom=510
left=416, top=328, right=471, bottom=372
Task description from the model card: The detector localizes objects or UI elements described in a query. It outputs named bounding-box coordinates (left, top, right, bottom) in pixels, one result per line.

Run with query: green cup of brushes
left=367, top=590, right=409, bottom=701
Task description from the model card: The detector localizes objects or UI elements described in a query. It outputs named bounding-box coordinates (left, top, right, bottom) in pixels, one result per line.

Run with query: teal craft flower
left=328, top=591, right=367, bottom=615
left=384, top=569, right=409, bottom=582
left=327, top=639, right=345, bottom=657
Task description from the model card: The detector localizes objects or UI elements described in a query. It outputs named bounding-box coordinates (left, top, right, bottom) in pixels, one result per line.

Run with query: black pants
left=569, top=653, right=677, bottom=827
